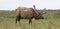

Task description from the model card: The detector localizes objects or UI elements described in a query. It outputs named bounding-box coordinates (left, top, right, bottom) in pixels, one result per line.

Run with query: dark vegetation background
left=0, top=10, right=60, bottom=29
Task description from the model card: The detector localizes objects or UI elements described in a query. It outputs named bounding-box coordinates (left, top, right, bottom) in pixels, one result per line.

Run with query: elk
left=15, top=5, right=45, bottom=25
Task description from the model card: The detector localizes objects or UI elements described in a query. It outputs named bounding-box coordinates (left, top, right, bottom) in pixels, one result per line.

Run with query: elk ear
left=38, top=13, right=43, bottom=15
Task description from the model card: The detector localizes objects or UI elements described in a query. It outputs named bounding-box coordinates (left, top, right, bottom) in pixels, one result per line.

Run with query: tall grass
left=0, top=10, right=60, bottom=29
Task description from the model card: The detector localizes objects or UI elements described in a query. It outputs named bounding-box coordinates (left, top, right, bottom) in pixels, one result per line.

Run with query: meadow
left=0, top=10, right=60, bottom=29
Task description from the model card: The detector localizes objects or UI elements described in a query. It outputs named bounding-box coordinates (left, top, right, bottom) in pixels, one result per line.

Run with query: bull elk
left=15, top=5, right=45, bottom=25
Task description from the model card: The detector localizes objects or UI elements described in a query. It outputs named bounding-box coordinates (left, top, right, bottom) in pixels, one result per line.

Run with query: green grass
left=0, top=10, right=60, bottom=29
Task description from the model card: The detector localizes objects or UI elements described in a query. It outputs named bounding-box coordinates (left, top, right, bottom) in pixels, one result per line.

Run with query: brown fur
left=16, top=6, right=44, bottom=25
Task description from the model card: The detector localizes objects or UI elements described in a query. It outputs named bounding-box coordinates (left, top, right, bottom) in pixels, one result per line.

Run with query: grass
left=0, top=10, right=60, bottom=29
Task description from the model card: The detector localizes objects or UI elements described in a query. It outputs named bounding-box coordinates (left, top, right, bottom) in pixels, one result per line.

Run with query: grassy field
left=0, top=10, right=60, bottom=29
